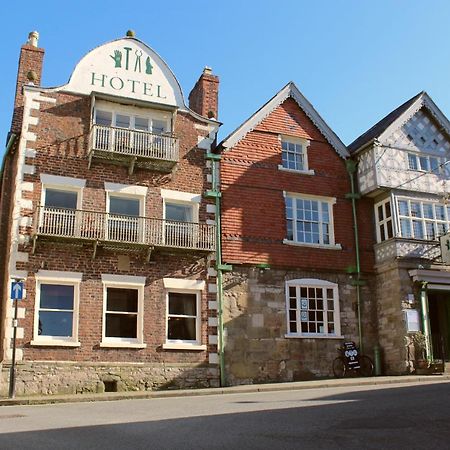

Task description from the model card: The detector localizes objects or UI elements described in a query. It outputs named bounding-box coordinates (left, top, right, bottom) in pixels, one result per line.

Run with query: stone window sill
left=30, top=340, right=81, bottom=347
left=162, top=343, right=206, bottom=351
left=283, top=239, right=342, bottom=250
left=278, top=165, right=315, bottom=176
left=285, top=334, right=344, bottom=340
left=100, top=342, right=147, bottom=349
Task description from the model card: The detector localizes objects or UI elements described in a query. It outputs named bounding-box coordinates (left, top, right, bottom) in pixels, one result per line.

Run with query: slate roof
left=348, top=91, right=424, bottom=153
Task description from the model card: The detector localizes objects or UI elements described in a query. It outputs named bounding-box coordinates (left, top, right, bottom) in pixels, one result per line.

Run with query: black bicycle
left=332, top=341, right=374, bottom=378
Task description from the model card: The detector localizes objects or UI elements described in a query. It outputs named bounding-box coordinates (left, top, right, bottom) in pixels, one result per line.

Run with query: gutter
left=205, top=152, right=232, bottom=387
left=346, top=159, right=364, bottom=353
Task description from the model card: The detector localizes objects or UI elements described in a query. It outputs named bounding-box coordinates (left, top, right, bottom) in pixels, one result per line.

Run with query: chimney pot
left=27, top=31, right=39, bottom=47
left=126, top=30, right=136, bottom=37
left=203, top=66, right=213, bottom=75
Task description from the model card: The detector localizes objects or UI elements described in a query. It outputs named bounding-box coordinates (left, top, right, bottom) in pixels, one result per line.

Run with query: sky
left=1, top=0, right=450, bottom=153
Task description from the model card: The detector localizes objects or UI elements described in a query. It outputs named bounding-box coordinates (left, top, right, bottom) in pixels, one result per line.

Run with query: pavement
left=1, top=373, right=450, bottom=407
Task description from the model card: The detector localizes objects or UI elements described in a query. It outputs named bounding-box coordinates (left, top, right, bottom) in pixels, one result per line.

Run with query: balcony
left=32, top=206, right=215, bottom=260
left=88, top=125, right=179, bottom=174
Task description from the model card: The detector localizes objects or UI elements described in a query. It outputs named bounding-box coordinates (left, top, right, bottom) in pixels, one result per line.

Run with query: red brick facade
left=221, top=97, right=375, bottom=273
left=0, top=35, right=221, bottom=395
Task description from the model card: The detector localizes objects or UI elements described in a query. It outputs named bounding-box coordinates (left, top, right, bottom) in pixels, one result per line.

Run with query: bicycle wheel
left=358, top=355, right=374, bottom=377
left=332, top=357, right=346, bottom=378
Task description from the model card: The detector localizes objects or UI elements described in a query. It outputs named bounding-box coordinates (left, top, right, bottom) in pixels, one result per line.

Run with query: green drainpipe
left=205, top=152, right=232, bottom=387
left=346, top=160, right=363, bottom=354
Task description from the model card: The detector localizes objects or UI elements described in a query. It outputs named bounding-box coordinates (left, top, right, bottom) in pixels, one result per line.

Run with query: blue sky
left=2, top=0, right=450, bottom=152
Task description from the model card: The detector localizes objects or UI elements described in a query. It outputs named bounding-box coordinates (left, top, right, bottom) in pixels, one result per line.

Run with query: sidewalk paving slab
left=1, top=374, right=449, bottom=407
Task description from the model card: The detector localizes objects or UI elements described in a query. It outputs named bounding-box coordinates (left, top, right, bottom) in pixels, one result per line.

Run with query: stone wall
left=0, top=361, right=219, bottom=396
left=375, top=260, right=418, bottom=374
left=223, top=266, right=377, bottom=385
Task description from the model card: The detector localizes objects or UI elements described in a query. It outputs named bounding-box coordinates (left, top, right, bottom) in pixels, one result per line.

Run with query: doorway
left=428, top=291, right=450, bottom=361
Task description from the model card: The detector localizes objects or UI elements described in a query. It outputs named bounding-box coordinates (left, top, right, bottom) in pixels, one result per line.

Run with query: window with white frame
left=163, top=278, right=204, bottom=349
left=32, top=271, right=82, bottom=345
left=105, top=183, right=147, bottom=244
left=375, top=198, right=394, bottom=242
left=101, top=275, right=145, bottom=347
left=167, top=292, right=200, bottom=343
left=280, top=137, right=310, bottom=172
left=94, top=108, right=169, bottom=135
left=397, top=198, right=450, bottom=240
left=39, top=175, right=85, bottom=237
left=408, top=153, right=441, bottom=173
left=285, top=194, right=336, bottom=246
left=286, top=279, right=341, bottom=337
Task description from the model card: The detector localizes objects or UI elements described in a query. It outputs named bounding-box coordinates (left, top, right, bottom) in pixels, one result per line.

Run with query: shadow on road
left=0, top=382, right=449, bottom=449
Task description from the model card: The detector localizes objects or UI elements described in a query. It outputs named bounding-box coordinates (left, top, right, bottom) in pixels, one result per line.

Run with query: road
left=0, top=380, right=449, bottom=449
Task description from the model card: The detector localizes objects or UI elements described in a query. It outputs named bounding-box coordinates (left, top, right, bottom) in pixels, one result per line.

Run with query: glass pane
left=408, top=154, right=418, bottom=170
left=412, top=220, right=424, bottom=239
left=168, top=317, right=196, bottom=340
left=166, top=203, right=192, bottom=222
left=400, top=219, right=412, bottom=238
left=435, top=205, right=445, bottom=221
left=168, top=292, right=197, bottom=316
left=45, top=189, right=77, bottom=209
left=410, top=202, right=421, bottom=218
left=134, top=117, right=149, bottom=131
left=290, top=298, right=297, bottom=309
left=289, top=286, right=296, bottom=297
left=378, top=205, right=384, bottom=221
left=289, top=310, right=296, bottom=321
left=398, top=200, right=409, bottom=216
left=115, top=114, right=130, bottom=129
left=326, top=289, right=334, bottom=299
left=105, top=313, right=137, bottom=338
left=419, top=156, right=430, bottom=171
left=95, top=110, right=112, bottom=126
left=425, top=222, right=435, bottom=240
left=38, top=311, right=73, bottom=337
left=385, top=201, right=391, bottom=218
left=152, top=119, right=166, bottom=134
left=40, top=284, right=74, bottom=310
left=109, top=197, right=140, bottom=216
left=386, top=220, right=393, bottom=239
left=106, top=288, right=138, bottom=312
left=430, top=157, right=439, bottom=172
left=423, top=204, right=433, bottom=219
left=290, top=322, right=297, bottom=333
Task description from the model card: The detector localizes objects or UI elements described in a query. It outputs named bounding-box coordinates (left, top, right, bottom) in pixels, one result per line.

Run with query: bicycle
left=332, top=341, right=374, bottom=378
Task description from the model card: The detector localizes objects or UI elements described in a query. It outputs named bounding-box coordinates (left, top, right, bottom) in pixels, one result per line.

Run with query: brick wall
left=5, top=86, right=219, bottom=390
left=221, top=97, right=375, bottom=274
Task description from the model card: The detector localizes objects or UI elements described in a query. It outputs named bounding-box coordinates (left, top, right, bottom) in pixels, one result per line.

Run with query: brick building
left=349, top=92, right=450, bottom=374
left=0, top=31, right=222, bottom=395
left=218, top=82, right=377, bottom=384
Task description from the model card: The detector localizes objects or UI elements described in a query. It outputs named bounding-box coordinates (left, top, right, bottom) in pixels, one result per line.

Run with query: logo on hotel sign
left=440, top=232, right=450, bottom=264
left=110, top=47, right=154, bottom=75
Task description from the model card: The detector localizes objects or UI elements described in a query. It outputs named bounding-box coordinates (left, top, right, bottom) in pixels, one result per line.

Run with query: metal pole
left=8, top=298, right=19, bottom=399
left=420, top=283, right=433, bottom=361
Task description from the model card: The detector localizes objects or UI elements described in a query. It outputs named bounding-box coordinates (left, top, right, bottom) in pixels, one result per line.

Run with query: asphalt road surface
left=0, top=380, right=449, bottom=449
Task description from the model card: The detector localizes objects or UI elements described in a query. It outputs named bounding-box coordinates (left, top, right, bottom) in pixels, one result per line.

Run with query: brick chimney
left=188, top=67, right=219, bottom=120
left=11, top=31, right=45, bottom=133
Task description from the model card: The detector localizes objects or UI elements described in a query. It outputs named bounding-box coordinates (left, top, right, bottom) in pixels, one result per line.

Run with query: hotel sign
left=65, top=39, right=184, bottom=107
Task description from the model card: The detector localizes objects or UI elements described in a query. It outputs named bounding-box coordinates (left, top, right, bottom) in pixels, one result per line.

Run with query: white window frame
left=31, top=270, right=82, bottom=347
left=285, top=278, right=342, bottom=339
left=161, top=189, right=201, bottom=223
left=100, top=274, right=146, bottom=348
left=374, top=197, right=394, bottom=243
left=94, top=101, right=172, bottom=134
left=162, top=278, right=206, bottom=350
left=396, top=196, right=450, bottom=241
left=407, top=152, right=442, bottom=174
left=40, top=174, right=85, bottom=209
left=283, top=192, right=341, bottom=249
left=278, top=135, right=314, bottom=175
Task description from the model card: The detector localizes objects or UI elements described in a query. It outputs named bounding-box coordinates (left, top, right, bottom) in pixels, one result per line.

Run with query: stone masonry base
left=0, top=361, right=219, bottom=396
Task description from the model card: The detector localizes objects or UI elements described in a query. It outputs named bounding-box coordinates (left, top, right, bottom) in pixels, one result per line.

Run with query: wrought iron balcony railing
left=88, top=125, right=179, bottom=173
left=32, top=206, right=215, bottom=254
